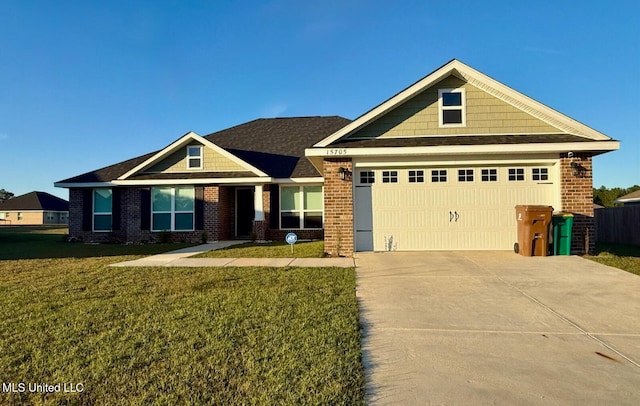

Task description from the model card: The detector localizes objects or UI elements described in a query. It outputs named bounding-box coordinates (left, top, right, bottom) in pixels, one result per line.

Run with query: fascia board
left=273, top=177, right=325, bottom=184
left=55, top=178, right=274, bottom=188
left=118, top=132, right=268, bottom=180
left=306, top=140, right=619, bottom=158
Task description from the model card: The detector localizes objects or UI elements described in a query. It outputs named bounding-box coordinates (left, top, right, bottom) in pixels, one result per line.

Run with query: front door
left=235, top=188, right=255, bottom=237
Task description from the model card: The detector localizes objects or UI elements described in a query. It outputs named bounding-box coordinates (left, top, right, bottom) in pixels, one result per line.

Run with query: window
left=382, top=171, right=398, bottom=183
left=359, top=171, right=375, bottom=184
left=508, top=168, right=525, bottom=181
left=408, top=170, right=425, bottom=183
left=431, top=169, right=447, bottom=182
left=93, top=188, right=112, bottom=231
left=458, top=169, right=474, bottom=182
left=532, top=168, right=549, bottom=181
left=187, top=145, right=203, bottom=169
left=438, top=88, right=466, bottom=127
left=18, top=212, right=23, bottom=220
left=481, top=169, right=498, bottom=182
left=280, top=186, right=323, bottom=229
left=152, top=186, right=195, bottom=231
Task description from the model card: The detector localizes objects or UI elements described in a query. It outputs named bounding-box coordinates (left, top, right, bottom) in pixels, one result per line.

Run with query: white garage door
left=354, top=165, right=556, bottom=251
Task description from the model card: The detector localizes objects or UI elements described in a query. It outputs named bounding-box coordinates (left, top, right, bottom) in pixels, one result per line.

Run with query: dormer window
left=438, top=88, right=466, bottom=127
left=187, top=145, right=203, bottom=169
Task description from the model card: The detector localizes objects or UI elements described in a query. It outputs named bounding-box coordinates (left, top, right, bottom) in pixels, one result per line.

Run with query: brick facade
left=559, top=153, right=595, bottom=255
left=322, top=158, right=354, bottom=256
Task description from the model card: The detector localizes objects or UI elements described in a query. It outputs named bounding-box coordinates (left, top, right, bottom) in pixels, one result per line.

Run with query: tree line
left=593, top=185, right=640, bottom=207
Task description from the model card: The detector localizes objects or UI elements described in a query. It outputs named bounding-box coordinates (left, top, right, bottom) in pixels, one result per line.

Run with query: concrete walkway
left=110, top=241, right=355, bottom=268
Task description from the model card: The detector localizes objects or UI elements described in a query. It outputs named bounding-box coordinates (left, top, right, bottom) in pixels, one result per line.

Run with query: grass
left=0, top=226, right=195, bottom=260
left=585, top=242, right=640, bottom=276
left=0, top=227, right=365, bottom=405
left=196, top=240, right=326, bottom=258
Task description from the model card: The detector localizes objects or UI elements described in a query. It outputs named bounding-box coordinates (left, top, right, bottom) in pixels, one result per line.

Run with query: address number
left=327, top=148, right=347, bottom=156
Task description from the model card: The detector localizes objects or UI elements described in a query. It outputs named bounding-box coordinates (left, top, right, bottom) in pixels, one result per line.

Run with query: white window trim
left=279, top=185, right=324, bottom=230
left=438, top=88, right=466, bottom=128
left=457, top=168, right=475, bottom=183
left=93, top=188, right=112, bottom=232
left=408, top=169, right=425, bottom=183
left=532, top=167, right=549, bottom=181
left=186, top=145, right=203, bottom=170
left=151, top=186, right=195, bottom=232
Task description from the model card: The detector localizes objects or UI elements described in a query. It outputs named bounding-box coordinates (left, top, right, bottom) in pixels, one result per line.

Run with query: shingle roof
left=56, top=116, right=352, bottom=184
left=331, top=134, right=594, bottom=148
left=1, top=191, right=68, bottom=211
left=615, top=189, right=640, bottom=203
left=204, top=117, right=352, bottom=177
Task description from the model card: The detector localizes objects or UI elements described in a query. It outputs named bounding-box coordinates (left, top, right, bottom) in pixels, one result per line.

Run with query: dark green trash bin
left=552, top=213, right=574, bottom=255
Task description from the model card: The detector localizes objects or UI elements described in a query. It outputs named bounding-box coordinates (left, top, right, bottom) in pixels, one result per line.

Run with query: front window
left=187, top=145, right=203, bottom=169
left=280, top=185, right=323, bottom=229
left=152, top=186, right=195, bottom=231
left=93, top=188, right=112, bottom=231
left=438, top=88, right=466, bottom=127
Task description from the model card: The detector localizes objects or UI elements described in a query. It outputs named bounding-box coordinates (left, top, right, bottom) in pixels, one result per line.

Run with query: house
left=55, top=59, right=619, bottom=255
left=614, top=190, right=640, bottom=206
left=0, top=191, right=69, bottom=225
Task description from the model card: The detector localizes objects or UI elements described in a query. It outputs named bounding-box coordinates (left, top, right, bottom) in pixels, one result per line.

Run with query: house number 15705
left=327, top=148, right=347, bottom=156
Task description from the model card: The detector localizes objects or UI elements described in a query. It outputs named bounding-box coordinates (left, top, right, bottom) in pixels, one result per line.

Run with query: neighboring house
left=0, top=191, right=69, bottom=225
left=55, top=59, right=619, bottom=255
left=614, top=190, right=640, bottom=206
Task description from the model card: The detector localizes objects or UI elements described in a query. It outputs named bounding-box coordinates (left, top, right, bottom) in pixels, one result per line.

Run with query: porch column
left=253, top=184, right=266, bottom=240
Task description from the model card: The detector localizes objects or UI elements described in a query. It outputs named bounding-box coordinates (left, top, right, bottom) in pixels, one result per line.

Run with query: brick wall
left=559, top=153, right=595, bottom=255
left=323, top=158, right=354, bottom=256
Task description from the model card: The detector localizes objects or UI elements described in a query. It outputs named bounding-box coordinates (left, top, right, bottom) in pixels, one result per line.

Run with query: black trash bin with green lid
left=552, top=213, right=573, bottom=255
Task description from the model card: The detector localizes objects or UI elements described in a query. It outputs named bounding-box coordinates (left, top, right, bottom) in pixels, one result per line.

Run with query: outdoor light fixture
left=338, top=167, right=352, bottom=180
left=570, top=161, right=587, bottom=177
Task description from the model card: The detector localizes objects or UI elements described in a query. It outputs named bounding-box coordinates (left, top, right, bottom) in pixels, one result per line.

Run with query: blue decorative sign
left=285, top=232, right=298, bottom=245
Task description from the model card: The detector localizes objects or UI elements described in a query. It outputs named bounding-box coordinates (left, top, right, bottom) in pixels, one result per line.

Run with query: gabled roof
left=55, top=116, right=351, bottom=186
left=118, top=131, right=268, bottom=179
left=614, top=189, right=640, bottom=204
left=314, top=59, right=614, bottom=147
left=0, top=191, right=68, bottom=211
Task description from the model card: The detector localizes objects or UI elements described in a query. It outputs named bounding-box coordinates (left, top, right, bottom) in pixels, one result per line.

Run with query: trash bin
left=514, top=205, right=553, bottom=256
left=552, top=213, right=574, bottom=255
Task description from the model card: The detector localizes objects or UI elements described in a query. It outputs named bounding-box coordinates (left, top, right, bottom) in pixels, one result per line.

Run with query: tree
left=593, top=185, right=640, bottom=207
left=0, top=189, right=14, bottom=202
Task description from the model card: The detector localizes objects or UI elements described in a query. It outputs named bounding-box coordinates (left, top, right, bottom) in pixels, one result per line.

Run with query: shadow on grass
left=0, top=226, right=194, bottom=260
left=594, top=242, right=640, bottom=258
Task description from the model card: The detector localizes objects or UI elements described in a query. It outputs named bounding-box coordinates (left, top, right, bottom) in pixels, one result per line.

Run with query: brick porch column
left=559, top=153, right=595, bottom=255
left=323, top=158, right=354, bottom=256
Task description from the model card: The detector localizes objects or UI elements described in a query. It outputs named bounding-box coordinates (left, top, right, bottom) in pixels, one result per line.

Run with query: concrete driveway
left=356, top=251, right=640, bottom=405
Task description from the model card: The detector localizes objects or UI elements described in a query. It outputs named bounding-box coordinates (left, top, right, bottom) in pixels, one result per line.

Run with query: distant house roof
left=56, top=116, right=351, bottom=185
left=614, top=189, right=640, bottom=204
left=0, top=191, right=69, bottom=211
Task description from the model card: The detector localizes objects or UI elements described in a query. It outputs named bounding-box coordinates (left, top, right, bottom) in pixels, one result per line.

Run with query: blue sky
left=1, top=0, right=638, bottom=200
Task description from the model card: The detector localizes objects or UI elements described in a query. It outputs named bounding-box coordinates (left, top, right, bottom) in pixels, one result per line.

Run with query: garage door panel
left=359, top=165, right=556, bottom=251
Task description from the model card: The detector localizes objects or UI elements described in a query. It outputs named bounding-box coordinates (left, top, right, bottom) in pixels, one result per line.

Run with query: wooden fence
left=595, top=206, right=640, bottom=246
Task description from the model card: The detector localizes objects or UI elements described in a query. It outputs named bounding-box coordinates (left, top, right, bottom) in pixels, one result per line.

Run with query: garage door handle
left=449, top=211, right=454, bottom=222
left=455, top=211, right=459, bottom=222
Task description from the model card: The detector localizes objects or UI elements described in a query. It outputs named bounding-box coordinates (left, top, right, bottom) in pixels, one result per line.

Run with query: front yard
left=0, top=228, right=365, bottom=404
left=586, top=242, right=640, bottom=276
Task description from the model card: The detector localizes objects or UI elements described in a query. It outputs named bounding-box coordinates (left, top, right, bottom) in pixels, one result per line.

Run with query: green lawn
left=0, top=228, right=365, bottom=404
left=0, top=226, right=196, bottom=260
left=586, top=242, right=640, bottom=276
left=196, top=240, right=326, bottom=258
